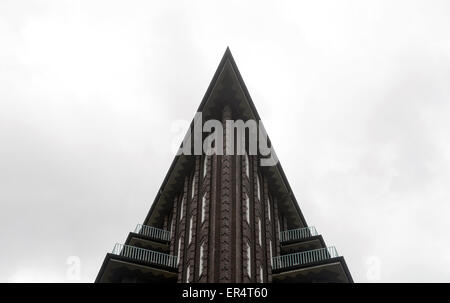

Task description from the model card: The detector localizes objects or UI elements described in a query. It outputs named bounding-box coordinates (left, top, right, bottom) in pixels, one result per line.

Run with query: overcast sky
left=1, top=0, right=450, bottom=282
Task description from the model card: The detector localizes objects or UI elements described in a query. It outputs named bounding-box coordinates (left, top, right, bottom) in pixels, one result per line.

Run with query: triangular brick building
left=96, top=48, right=353, bottom=283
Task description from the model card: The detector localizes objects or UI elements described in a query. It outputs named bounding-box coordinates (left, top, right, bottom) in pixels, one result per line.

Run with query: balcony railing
left=112, top=243, right=178, bottom=268
left=134, top=224, right=171, bottom=241
left=272, top=246, right=339, bottom=270
left=279, top=226, right=318, bottom=243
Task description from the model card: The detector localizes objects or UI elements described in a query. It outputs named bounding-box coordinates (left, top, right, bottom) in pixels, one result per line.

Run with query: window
left=277, top=219, right=280, bottom=233
left=257, top=176, right=261, bottom=201
left=177, top=238, right=182, bottom=265
left=244, top=153, right=249, bottom=177
left=245, top=194, right=250, bottom=224
left=186, top=265, right=190, bottom=283
left=203, top=156, right=208, bottom=178
left=269, top=240, right=273, bottom=267
left=258, top=218, right=262, bottom=246
left=179, top=198, right=184, bottom=221
left=191, top=176, right=196, bottom=199
left=247, top=242, right=251, bottom=278
left=259, top=266, right=264, bottom=283
left=188, top=217, right=193, bottom=244
left=267, top=199, right=271, bottom=221
left=201, top=192, right=207, bottom=223
left=199, top=243, right=204, bottom=277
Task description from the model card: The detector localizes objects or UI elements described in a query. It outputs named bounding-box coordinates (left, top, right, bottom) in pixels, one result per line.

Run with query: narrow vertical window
left=269, top=240, right=273, bottom=267
left=257, top=176, right=261, bottom=201
left=267, top=199, right=271, bottom=221
left=186, top=265, right=190, bottom=283
left=277, top=218, right=280, bottom=233
left=179, top=198, right=184, bottom=221
left=188, top=217, right=193, bottom=244
left=203, top=156, right=208, bottom=178
left=201, top=192, right=207, bottom=223
left=191, top=176, right=196, bottom=199
left=177, top=238, right=182, bottom=265
left=245, top=153, right=249, bottom=177
left=245, top=194, right=250, bottom=224
left=259, top=266, right=264, bottom=283
left=247, top=242, right=251, bottom=278
left=199, top=243, right=204, bottom=277
left=258, top=218, right=262, bottom=246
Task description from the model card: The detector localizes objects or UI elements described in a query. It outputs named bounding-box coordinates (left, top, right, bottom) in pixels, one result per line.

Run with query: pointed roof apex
left=218, top=46, right=234, bottom=66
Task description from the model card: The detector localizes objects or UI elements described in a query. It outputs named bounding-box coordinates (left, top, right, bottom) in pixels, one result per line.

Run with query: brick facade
left=167, top=106, right=282, bottom=283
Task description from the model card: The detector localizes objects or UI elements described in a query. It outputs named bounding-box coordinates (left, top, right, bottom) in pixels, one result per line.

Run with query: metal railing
left=134, top=224, right=171, bottom=241
left=272, top=246, right=339, bottom=270
left=279, top=226, right=318, bottom=242
left=112, top=243, right=178, bottom=268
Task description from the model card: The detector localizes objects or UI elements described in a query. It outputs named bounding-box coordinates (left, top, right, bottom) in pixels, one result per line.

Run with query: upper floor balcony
left=134, top=224, right=171, bottom=242
left=279, top=226, right=318, bottom=243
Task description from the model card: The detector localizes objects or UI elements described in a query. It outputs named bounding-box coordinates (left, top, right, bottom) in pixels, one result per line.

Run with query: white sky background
left=1, top=0, right=450, bottom=282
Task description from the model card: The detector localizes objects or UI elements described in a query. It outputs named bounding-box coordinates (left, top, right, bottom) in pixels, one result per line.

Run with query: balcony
left=112, top=243, right=178, bottom=269
left=96, top=243, right=178, bottom=282
left=272, top=246, right=338, bottom=271
left=271, top=246, right=352, bottom=282
left=279, top=226, right=318, bottom=243
left=134, top=224, right=171, bottom=242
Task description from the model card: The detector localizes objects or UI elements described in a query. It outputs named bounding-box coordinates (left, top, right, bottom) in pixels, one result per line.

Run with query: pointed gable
left=143, top=48, right=307, bottom=229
